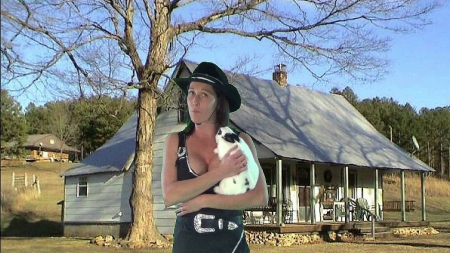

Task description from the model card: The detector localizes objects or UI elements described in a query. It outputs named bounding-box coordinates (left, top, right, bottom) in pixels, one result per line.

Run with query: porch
left=244, top=220, right=430, bottom=234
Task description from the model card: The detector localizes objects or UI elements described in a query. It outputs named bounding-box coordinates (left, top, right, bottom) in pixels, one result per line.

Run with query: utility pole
left=388, top=125, right=393, bottom=142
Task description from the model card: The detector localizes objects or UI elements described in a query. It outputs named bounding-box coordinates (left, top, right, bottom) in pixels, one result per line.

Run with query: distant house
left=24, top=134, right=80, bottom=162
left=60, top=60, right=434, bottom=238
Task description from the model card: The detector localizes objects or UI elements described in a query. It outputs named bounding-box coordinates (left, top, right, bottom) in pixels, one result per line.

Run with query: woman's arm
left=161, top=133, right=247, bottom=207
left=177, top=133, right=268, bottom=215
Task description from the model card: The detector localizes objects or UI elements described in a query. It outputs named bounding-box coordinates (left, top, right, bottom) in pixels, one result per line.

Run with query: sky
left=182, top=2, right=450, bottom=111
left=10, top=2, right=450, bottom=111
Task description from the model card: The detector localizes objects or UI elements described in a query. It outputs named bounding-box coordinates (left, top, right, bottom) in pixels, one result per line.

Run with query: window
left=77, top=177, right=88, bottom=197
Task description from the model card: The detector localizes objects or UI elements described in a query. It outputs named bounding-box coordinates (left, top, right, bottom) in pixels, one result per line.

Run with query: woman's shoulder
left=165, top=132, right=180, bottom=148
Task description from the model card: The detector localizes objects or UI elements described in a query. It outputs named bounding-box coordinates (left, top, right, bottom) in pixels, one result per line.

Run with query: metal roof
left=62, top=114, right=137, bottom=176
left=62, top=60, right=434, bottom=177
left=228, top=71, right=433, bottom=172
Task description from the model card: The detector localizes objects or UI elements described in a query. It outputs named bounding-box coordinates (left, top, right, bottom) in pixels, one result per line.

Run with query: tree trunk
left=127, top=88, right=167, bottom=248
left=127, top=1, right=173, bottom=247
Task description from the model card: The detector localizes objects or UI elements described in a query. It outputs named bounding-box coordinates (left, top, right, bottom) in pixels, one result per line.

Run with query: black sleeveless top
left=172, top=131, right=250, bottom=253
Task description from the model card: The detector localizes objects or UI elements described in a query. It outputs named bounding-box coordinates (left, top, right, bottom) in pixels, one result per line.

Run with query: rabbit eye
left=218, top=129, right=222, bottom=135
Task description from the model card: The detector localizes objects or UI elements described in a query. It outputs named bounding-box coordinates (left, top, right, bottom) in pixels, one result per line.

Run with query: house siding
left=64, top=171, right=133, bottom=223
left=152, top=110, right=187, bottom=235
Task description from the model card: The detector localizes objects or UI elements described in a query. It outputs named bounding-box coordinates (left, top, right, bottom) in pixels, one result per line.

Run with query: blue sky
left=12, top=2, right=449, bottom=111
left=350, top=2, right=450, bottom=111
left=183, top=2, right=450, bottom=111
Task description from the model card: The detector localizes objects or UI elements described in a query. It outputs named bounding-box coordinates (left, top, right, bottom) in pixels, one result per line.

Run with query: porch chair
left=355, top=198, right=369, bottom=221
left=282, top=199, right=294, bottom=223
left=334, top=201, right=346, bottom=222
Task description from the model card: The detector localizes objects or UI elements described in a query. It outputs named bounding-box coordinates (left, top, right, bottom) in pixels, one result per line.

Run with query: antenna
left=412, top=136, right=420, bottom=151
left=411, top=136, right=421, bottom=157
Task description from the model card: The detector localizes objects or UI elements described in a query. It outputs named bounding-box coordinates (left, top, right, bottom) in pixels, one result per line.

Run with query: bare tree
left=46, top=102, right=78, bottom=163
left=1, top=0, right=440, bottom=247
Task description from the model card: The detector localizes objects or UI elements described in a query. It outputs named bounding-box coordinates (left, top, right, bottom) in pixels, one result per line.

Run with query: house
left=22, top=134, right=79, bottom=162
left=60, top=60, right=434, bottom=238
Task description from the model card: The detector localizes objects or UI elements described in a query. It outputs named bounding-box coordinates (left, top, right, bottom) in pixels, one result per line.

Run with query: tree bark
left=127, top=88, right=167, bottom=247
left=127, top=0, right=173, bottom=247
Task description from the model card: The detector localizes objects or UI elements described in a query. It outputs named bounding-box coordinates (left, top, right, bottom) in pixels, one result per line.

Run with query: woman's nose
left=193, top=95, right=200, bottom=105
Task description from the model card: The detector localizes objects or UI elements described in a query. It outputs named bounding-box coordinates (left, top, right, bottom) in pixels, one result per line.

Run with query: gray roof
left=181, top=60, right=432, bottom=172
left=62, top=114, right=137, bottom=176
left=63, top=60, right=434, bottom=177
left=227, top=71, right=433, bottom=172
left=22, top=134, right=80, bottom=153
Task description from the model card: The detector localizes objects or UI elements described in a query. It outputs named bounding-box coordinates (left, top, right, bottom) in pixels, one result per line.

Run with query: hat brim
left=173, top=77, right=241, bottom=112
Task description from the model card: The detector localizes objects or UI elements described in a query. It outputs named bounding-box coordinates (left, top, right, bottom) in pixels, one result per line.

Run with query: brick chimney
left=272, top=63, right=287, bottom=87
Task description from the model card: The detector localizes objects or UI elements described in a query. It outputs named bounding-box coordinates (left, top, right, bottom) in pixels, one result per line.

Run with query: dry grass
left=383, top=172, right=450, bottom=199
left=1, top=163, right=450, bottom=252
left=1, top=162, right=72, bottom=235
left=383, top=172, right=450, bottom=222
left=2, top=233, right=450, bottom=253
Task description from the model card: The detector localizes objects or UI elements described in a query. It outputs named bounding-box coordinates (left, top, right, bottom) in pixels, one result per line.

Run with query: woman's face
left=187, top=81, right=218, bottom=125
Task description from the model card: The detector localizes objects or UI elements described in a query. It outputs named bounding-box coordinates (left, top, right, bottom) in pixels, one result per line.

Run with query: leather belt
left=180, top=213, right=242, bottom=233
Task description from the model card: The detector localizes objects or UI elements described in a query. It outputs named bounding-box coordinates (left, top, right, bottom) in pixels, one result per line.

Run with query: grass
left=382, top=172, right=450, bottom=222
left=2, top=233, right=450, bottom=253
left=1, top=162, right=71, bottom=236
left=1, top=163, right=450, bottom=252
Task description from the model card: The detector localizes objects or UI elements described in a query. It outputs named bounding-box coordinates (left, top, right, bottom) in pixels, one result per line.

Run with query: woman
left=162, top=62, right=268, bottom=253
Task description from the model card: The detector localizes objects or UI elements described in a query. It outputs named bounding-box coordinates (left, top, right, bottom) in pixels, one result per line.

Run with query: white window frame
left=77, top=176, right=88, bottom=197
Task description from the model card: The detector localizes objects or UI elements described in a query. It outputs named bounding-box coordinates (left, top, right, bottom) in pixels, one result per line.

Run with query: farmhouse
left=3, top=134, right=80, bottom=163
left=60, top=60, right=434, bottom=238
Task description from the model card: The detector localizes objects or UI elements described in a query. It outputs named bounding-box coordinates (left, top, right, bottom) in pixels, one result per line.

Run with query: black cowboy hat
left=173, top=62, right=241, bottom=112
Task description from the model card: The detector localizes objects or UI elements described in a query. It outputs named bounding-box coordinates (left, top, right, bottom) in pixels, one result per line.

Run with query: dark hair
left=184, top=85, right=230, bottom=136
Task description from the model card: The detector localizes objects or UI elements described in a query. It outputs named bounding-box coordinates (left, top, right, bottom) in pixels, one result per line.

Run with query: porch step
left=348, top=223, right=393, bottom=239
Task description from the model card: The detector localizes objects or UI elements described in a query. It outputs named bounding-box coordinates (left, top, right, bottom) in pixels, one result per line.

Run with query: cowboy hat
left=173, top=62, right=241, bottom=112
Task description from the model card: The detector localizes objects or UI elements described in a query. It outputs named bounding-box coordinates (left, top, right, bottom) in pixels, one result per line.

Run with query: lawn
left=2, top=163, right=450, bottom=252
left=2, top=232, right=450, bottom=253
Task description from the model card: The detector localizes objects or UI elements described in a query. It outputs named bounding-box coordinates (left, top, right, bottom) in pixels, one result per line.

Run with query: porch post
left=344, top=166, right=349, bottom=222
left=421, top=171, right=426, bottom=221
left=401, top=170, right=406, bottom=221
left=310, top=163, right=315, bottom=224
left=374, top=169, right=379, bottom=219
left=276, top=158, right=283, bottom=225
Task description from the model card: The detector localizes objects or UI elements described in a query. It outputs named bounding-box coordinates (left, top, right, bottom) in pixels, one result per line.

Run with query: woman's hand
left=214, top=146, right=247, bottom=179
left=175, top=195, right=208, bottom=216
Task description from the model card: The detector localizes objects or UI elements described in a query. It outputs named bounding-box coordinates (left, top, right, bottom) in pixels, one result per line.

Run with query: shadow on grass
left=1, top=214, right=62, bottom=237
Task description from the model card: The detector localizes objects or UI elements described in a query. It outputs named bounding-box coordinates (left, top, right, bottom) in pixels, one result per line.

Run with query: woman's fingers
left=176, top=203, right=186, bottom=216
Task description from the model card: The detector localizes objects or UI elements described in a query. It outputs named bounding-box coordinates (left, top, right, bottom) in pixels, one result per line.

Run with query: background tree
left=330, top=86, right=359, bottom=106
left=44, top=101, right=79, bottom=162
left=24, top=103, right=52, bottom=134
left=1, top=89, right=28, bottom=158
left=72, top=96, right=136, bottom=157
left=24, top=96, right=136, bottom=159
left=1, top=0, right=441, bottom=246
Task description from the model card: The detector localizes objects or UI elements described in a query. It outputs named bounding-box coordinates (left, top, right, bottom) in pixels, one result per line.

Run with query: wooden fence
left=383, top=200, right=415, bottom=212
left=12, top=172, right=41, bottom=194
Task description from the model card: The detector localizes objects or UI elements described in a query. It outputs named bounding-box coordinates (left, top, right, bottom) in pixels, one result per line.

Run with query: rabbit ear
left=223, top=132, right=239, bottom=143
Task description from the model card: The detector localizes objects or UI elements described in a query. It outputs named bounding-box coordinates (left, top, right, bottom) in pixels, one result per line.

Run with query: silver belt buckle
left=193, top=213, right=239, bottom=233
left=194, top=213, right=215, bottom=233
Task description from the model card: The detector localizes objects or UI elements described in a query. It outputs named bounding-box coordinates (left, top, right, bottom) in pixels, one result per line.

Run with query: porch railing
left=346, top=198, right=379, bottom=239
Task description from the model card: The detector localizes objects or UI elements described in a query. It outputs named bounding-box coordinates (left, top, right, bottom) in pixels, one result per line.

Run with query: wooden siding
left=26, top=149, right=70, bottom=162
left=152, top=110, right=187, bottom=235
left=64, top=172, right=133, bottom=223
